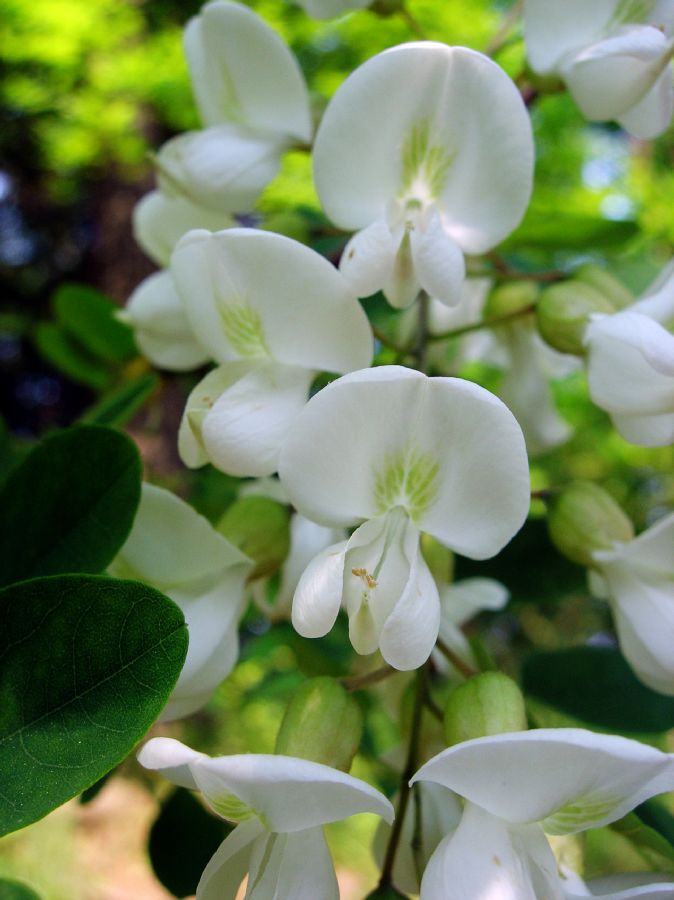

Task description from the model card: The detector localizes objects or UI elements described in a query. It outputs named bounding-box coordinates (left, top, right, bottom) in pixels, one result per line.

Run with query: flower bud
left=217, top=496, right=290, bottom=580
left=547, top=482, right=634, bottom=568
left=536, top=281, right=614, bottom=354
left=274, top=677, right=363, bottom=772
left=484, top=280, right=539, bottom=319
left=370, top=0, right=405, bottom=14
left=574, top=263, right=634, bottom=311
left=443, top=672, right=527, bottom=747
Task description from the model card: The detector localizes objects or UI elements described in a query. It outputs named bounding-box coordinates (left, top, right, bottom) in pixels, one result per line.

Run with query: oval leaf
left=0, top=425, right=141, bottom=587
left=0, top=574, right=188, bottom=836
left=0, top=882, right=41, bottom=900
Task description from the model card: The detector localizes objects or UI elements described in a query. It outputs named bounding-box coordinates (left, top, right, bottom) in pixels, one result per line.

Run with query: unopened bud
left=484, top=280, right=539, bottom=320
left=274, top=677, right=363, bottom=772
left=421, top=534, right=454, bottom=586
left=547, top=482, right=634, bottom=568
left=443, top=672, right=527, bottom=747
left=536, top=281, right=614, bottom=354
left=574, top=263, right=634, bottom=311
left=217, top=496, right=290, bottom=580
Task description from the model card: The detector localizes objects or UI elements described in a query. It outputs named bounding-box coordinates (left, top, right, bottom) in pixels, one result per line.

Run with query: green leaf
left=522, top=647, right=674, bottom=732
left=610, top=812, right=674, bottom=872
left=0, top=574, right=188, bottom=836
left=636, top=798, right=674, bottom=848
left=81, top=372, right=159, bottom=427
left=149, top=788, right=231, bottom=898
left=0, top=881, right=41, bottom=900
left=0, top=425, right=141, bottom=587
left=504, top=210, right=638, bottom=251
left=34, top=322, right=110, bottom=390
left=53, top=283, right=136, bottom=364
left=217, top=496, right=290, bottom=579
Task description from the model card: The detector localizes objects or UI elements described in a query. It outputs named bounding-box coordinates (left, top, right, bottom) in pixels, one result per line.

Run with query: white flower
left=279, top=365, right=530, bottom=670
left=411, top=728, right=674, bottom=899
left=155, top=1, right=311, bottom=213
left=122, top=271, right=210, bottom=372
left=294, top=0, right=372, bottom=20
left=584, top=261, right=674, bottom=447
left=108, top=484, right=252, bottom=721
left=524, top=0, right=674, bottom=138
left=312, top=43, right=534, bottom=308
left=138, top=737, right=394, bottom=899
left=174, top=228, right=373, bottom=477
left=590, top=511, right=674, bottom=696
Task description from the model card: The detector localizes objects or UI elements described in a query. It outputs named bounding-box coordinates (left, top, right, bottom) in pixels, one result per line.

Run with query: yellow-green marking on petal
left=373, top=447, right=439, bottom=521
left=400, top=119, right=453, bottom=204
left=542, top=795, right=619, bottom=835
left=208, top=790, right=257, bottom=823
left=220, top=302, right=270, bottom=358
left=611, top=0, right=655, bottom=26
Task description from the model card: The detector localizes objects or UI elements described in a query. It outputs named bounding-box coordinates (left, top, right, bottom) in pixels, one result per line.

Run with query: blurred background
left=2, top=0, right=674, bottom=896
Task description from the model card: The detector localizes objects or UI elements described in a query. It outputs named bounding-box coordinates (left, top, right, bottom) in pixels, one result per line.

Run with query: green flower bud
left=574, top=263, right=634, bottom=311
left=364, top=886, right=409, bottom=899
left=421, top=533, right=454, bottom=585
left=370, top=0, right=405, bottom=16
left=217, top=496, right=290, bottom=580
left=484, top=280, right=540, bottom=320
left=547, top=482, right=634, bottom=568
left=274, top=677, right=363, bottom=772
left=443, top=672, right=527, bottom=747
left=536, top=281, right=614, bottom=355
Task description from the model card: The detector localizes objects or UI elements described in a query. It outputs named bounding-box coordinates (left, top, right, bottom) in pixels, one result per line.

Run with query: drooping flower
left=434, top=577, right=509, bottom=674
left=174, top=228, right=373, bottom=477
left=584, top=260, right=674, bottom=446
left=524, top=0, right=674, bottom=138
left=312, top=43, right=534, bottom=308
left=138, top=737, right=394, bottom=899
left=108, top=484, right=252, bottom=721
left=411, top=728, right=674, bottom=898
left=279, top=365, right=530, bottom=669
left=155, top=1, right=312, bottom=213
left=590, top=510, right=674, bottom=696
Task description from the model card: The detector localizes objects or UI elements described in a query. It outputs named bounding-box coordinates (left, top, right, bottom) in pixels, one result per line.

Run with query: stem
left=378, top=668, right=425, bottom=889
left=398, top=6, right=426, bottom=39
left=485, top=0, right=523, bottom=57
left=435, top=637, right=477, bottom=679
left=415, top=290, right=430, bottom=373
left=426, top=302, right=537, bottom=344
left=372, top=326, right=409, bottom=356
left=411, top=783, right=424, bottom=886
left=343, top=664, right=396, bottom=692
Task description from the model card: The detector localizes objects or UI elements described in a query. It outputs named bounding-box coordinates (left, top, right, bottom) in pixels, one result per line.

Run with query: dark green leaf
left=0, top=574, right=188, bottom=836
left=636, top=798, right=674, bottom=848
left=505, top=210, right=638, bottom=251
left=0, top=425, right=141, bottom=587
left=0, top=881, right=41, bottom=900
left=53, top=283, right=136, bottom=363
left=34, top=322, right=110, bottom=390
left=610, top=812, right=674, bottom=872
left=522, top=647, right=674, bottom=732
left=81, top=373, right=159, bottom=427
left=149, top=788, right=231, bottom=898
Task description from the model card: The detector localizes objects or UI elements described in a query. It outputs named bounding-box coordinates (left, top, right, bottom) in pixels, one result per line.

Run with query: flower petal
left=411, top=729, right=674, bottom=834
left=197, top=819, right=263, bottom=900
left=379, top=540, right=441, bottom=670
left=618, top=63, right=674, bottom=138
left=585, top=312, right=674, bottom=417
left=201, top=363, right=314, bottom=477
left=157, top=125, right=286, bottom=214
left=110, top=483, right=250, bottom=586
left=419, top=802, right=564, bottom=900
left=279, top=365, right=530, bottom=562
left=339, top=219, right=398, bottom=299
left=172, top=228, right=373, bottom=371
left=133, top=189, right=233, bottom=268
left=411, top=212, right=465, bottom=307
left=184, top=0, right=311, bottom=141
left=562, top=26, right=674, bottom=121
left=523, top=0, right=617, bottom=74
left=123, top=271, right=209, bottom=371
left=440, top=577, right=510, bottom=627
left=137, top=736, right=208, bottom=789
left=245, top=827, right=339, bottom=899
left=611, top=410, right=674, bottom=446
left=190, top=753, right=394, bottom=831
left=313, top=43, right=533, bottom=252
left=291, top=539, right=348, bottom=638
